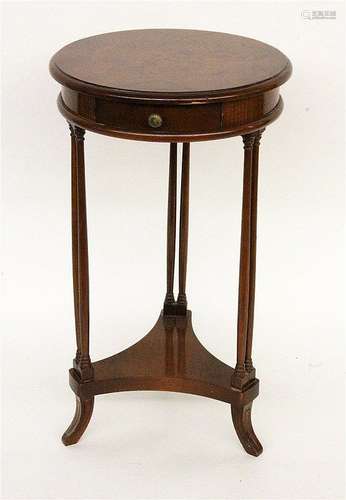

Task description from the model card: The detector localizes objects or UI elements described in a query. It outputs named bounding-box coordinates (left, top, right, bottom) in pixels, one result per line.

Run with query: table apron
left=59, top=87, right=281, bottom=141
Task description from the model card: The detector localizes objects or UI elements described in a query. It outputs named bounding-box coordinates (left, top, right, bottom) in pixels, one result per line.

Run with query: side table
left=50, top=29, right=291, bottom=456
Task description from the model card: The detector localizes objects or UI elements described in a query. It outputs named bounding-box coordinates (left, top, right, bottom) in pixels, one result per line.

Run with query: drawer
left=60, top=87, right=221, bottom=135
left=60, top=86, right=283, bottom=142
left=95, top=100, right=222, bottom=134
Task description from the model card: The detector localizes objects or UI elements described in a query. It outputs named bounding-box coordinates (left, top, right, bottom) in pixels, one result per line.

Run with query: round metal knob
left=148, top=114, right=163, bottom=128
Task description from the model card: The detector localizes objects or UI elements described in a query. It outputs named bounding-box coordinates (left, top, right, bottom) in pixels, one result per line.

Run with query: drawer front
left=96, top=100, right=222, bottom=134
left=61, top=87, right=222, bottom=134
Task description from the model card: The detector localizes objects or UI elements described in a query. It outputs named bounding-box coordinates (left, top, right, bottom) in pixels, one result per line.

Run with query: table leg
left=62, top=124, right=94, bottom=446
left=232, top=132, right=255, bottom=388
left=231, top=129, right=264, bottom=457
left=245, top=129, right=264, bottom=373
left=164, top=143, right=177, bottom=314
left=233, top=130, right=265, bottom=388
left=177, top=143, right=190, bottom=314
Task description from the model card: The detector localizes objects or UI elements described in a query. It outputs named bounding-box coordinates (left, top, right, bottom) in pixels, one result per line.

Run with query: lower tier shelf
left=69, top=311, right=259, bottom=407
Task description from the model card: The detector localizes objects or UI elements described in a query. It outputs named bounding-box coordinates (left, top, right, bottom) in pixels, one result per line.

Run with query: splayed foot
left=231, top=402, right=263, bottom=457
left=62, top=396, right=94, bottom=446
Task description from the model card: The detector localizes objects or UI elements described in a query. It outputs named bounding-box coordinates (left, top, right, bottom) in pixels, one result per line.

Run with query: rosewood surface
left=50, top=29, right=291, bottom=457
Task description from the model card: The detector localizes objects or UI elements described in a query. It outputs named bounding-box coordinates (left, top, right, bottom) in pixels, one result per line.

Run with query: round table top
left=50, top=29, right=292, bottom=101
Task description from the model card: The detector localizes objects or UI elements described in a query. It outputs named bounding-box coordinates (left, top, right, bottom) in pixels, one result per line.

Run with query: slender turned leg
left=62, top=124, right=94, bottom=446
left=176, top=143, right=190, bottom=315
left=164, top=143, right=178, bottom=315
left=231, top=403, right=263, bottom=457
left=70, top=124, right=93, bottom=379
left=245, top=129, right=264, bottom=374
left=232, top=132, right=256, bottom=389
left=231, top=130, right=264, bottom=457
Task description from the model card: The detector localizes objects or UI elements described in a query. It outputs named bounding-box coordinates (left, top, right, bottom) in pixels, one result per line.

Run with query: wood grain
left=50, top=30, right=291, bottom=101
left=163, top=143, right=177, bottom=314
left=52, top=29, right=292, bottom=455
left=68, top=312, right=259, bottom=408
left=70, top=125, right=93, bottom=382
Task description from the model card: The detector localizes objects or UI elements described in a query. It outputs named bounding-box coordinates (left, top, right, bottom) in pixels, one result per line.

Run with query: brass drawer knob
left=148, top=113, right=163, bottom=128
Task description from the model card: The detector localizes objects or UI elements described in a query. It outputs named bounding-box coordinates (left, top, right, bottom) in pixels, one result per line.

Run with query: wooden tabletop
left=50, top=29, right=292, bottom=101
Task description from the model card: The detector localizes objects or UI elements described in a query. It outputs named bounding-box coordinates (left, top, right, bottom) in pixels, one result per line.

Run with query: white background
left=1, top=1, right=345, bottom=499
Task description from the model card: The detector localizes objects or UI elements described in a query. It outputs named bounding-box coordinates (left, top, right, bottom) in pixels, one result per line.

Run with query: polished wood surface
left=70, top=125, right=93, bottom=382
left=57, top=90, right=282, bottom=142
left=231, top=402, right=262, bottom=457
left=163, top=143, right=177, bottom=314
left=245, top=131, right=263, bottom=373
left=50, top=30, right=291, bottom=142
left=177, top=143, right=190, bottom=313
left=62, top=396, right=94, bottom=446
left=50, top=29, right=292, bottom=456
left=50, top=30, right=291, bottom=99
left=69, top=312, right=259, bottom=406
